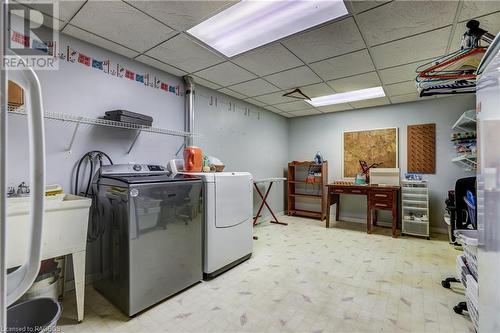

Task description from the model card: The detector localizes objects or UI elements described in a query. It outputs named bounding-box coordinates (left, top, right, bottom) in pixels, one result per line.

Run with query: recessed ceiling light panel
left=306, top=87, right=386, bottom=107
left=187, top=0, right=348, bottom=57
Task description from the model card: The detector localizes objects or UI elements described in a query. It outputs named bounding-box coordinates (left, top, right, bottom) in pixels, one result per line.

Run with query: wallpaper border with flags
left=11, top=30, right=182, bottom=96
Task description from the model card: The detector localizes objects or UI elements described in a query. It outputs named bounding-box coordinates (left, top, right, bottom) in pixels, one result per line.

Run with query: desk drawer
left=371, top=201, right=392, bottom=209
left=369, top=190, right=396, bottom=209
left=330, top=187, right=367, bottom=195
left=371, top=191, right=393, bottom=200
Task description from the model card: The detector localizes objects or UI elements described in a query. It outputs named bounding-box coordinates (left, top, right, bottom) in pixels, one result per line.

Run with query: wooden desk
left=326, top=184, right=400, bottom=237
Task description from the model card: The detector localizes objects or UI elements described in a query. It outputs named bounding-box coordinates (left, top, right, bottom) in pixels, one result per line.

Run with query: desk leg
left=392, top=196, right=398, bottom=238
left=335, top=195, right=340, bottom=222
left=367, top=204, right=372, bottom=234
left=326, top=193, right=331, bottom=228
left=72, top=251, right=86, bottom=323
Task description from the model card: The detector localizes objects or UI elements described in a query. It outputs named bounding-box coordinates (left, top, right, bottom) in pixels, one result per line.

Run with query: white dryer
left=198, top=172, right=253, bottom=277
left=167, top=160, right=253, bottom=278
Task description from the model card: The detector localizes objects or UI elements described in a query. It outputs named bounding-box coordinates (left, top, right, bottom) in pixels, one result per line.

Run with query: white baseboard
left=430, top=227, right=448, bottom=235
left=255, top=210, right=285, bottom=222
left=331, top=214, right=448, bottom=235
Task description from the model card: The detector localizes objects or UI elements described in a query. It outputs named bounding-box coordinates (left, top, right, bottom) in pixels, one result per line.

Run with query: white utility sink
left=7, top=194, right=91, bottom=322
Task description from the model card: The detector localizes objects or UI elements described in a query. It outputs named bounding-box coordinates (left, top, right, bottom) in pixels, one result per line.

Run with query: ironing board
left=253, top=178, right=287, bottom=226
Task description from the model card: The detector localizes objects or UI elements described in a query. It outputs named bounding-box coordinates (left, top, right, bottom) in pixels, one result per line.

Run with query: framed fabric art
left=342, top=127, right=399, bottom=178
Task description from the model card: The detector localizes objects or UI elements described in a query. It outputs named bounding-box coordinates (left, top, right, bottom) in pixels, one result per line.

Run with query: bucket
left=183, top=146, right=203, bottom=172
left=7, top=298, right=62, bottom=333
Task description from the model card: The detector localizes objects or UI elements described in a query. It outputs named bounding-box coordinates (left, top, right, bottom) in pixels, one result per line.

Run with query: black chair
left=447, top=176, right=477, bottom=243
left=441, top=177, right=477, bottom=315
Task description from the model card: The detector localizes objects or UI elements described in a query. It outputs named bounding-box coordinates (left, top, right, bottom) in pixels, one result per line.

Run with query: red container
left=183, top=146, right=203, bottom=172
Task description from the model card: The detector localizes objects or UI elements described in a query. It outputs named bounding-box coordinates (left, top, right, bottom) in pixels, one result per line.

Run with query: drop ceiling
left=17, top=0, right=500, bottom=118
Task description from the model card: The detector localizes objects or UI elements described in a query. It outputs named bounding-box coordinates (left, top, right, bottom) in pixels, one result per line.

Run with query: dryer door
left=215, top=173, right=252, bottom=228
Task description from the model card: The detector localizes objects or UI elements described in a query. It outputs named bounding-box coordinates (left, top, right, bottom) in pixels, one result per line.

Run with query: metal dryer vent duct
left=183, top=76, right=195, bottom=147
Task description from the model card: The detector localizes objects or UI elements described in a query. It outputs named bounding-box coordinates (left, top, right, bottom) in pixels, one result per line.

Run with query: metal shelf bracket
left=67, top=117, right=82, bottom=154
left=127, top=130, right=142, bottom=154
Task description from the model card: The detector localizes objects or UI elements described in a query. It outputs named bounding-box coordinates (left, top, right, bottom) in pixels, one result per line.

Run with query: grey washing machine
left=92, top=164, right=203, bottom=316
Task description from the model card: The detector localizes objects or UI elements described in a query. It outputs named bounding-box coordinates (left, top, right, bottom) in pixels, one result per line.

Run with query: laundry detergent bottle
left=183, top=146, right=203, bottom=172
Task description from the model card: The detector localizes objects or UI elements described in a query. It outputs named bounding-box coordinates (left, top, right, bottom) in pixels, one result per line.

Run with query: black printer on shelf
left=104, top=110, right=153, bottom=127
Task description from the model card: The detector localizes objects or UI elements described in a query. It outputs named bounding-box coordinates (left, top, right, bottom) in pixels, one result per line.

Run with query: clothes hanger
left=416, top=47, right=486, bottom=80
left=416, top=20, right=492, bottom=81
left=282, top=88, right=311, bottom=101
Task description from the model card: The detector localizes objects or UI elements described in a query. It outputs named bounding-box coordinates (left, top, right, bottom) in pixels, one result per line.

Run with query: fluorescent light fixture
left=306, top=87, right=386, bottom=107
left=187, top=0, right=348, bottom=57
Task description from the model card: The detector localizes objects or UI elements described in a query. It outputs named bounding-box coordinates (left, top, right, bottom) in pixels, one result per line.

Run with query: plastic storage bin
left=465, top=274, right=479, bottom=331
left=7, top=298, right=62, bottom=333
left=454, top=229, right=478, bottom=280
left=456, top=255, right=470, bottom=287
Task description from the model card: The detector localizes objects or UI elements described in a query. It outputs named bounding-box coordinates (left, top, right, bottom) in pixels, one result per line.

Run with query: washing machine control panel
left=100, top=164, right=166, bottom=175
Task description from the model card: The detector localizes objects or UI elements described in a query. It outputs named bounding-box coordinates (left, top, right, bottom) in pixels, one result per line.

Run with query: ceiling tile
left=11, top=3, right=64, bottom=30
left=253, top=91, right=291, bottom=105
left=350, top=96, right=390, bottom=109
left=62, top=25, right=139, bottom=58
left=378, top=59, right=430, bottom=85
left=459, top=1, right=500, bottom=21
left=264, top=66, right=322, bottom=90
left=282, top=17, right=365, bottom=63
left=194, top=62, right=256, bottom=87
left=370, top=27, right=452, bottom=69
left=146, top=34, right=224, bottom=73
left=274, top=100, right=312, bottom=112
left=263, top=105, right=283, bottom=113
left=356, top=1, right=457, bottom=46
left=218, top=88, right=248, bottom=100
left=281, top=112, right=295, bottom=118
left=309, top=49, right=375, bottom=81
left=70, top=1, right=175, bottom=52
left=192, top=76, right=223, bottom=90
left=344, top=0, right=390, bottom=14
left=288, top=109, right=322, bottom=117
left=244, top=98, right=267, bottom=107
left=135, top=55, right=186, bottom=77
left=16, top=0, right=85, bottom=22
left=451, top=11, right=500, bottom=50
left=389, top=92, right=420, bottom=104
left=125, top=0, right=235, bottom=31
left=297, top=83, right=335, bottom=99
left=232, top=43, right=303, bottom=76
left=318, top=103, right=353, bottom=113
left=228, top=78, right=280, bottom=97
left=384, top=80, right=417, bottom=97
left=327, top=71, right=381, bottom=92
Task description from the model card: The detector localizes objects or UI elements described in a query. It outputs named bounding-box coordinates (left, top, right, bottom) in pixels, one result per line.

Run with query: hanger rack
left=415, top=20, right=494, bottom=97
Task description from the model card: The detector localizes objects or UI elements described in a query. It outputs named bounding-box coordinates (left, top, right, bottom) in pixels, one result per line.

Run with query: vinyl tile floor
left=59, top=216, right=474, bottom=333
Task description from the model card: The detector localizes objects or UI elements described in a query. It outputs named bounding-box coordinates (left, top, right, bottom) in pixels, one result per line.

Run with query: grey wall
left=194, top=86, right=288, bottom=218
left=7, top=33, right=185, bottom=193
left=7, top=31, right=288, bottom=280
left=288, top=95, right=476, bottom=233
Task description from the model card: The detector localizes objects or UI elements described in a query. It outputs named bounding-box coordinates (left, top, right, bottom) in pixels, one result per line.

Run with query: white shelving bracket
left=67, top=117, right=82, bottom=154
left=127, top=130, right=142, bottom=154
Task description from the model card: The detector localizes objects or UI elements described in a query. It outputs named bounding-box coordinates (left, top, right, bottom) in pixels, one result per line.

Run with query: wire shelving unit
left=8, top=105, right=194, bottom=153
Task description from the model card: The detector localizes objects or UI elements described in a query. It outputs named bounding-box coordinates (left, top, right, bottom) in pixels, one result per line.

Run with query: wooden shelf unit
left=287, top=161, right=328, bottom=220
